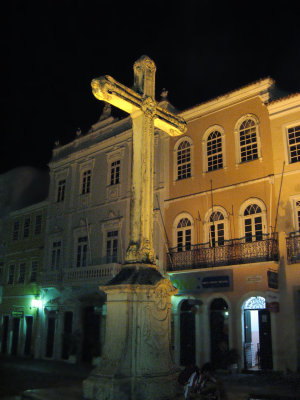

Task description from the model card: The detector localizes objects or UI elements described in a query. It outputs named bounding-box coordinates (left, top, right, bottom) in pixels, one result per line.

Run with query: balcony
left=40, top=262, right=122, bottom=287
left=167, top=234, right=279, bottom=272
left=286, top=232, right=300, bottom=264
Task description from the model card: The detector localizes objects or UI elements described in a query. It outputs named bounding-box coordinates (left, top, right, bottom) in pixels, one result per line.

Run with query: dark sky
left=1, top=1, right=300, bottom=174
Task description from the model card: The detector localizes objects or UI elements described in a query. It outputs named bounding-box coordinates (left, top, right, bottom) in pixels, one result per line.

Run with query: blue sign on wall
left=170, top=270, right=233, bottom=295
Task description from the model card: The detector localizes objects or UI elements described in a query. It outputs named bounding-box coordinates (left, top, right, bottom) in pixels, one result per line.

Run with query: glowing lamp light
left=31, top=298, right=42, bottom=309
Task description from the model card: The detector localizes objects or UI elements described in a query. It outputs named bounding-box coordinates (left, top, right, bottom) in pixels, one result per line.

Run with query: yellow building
left=1, top=200, right=47, bottom=357
left=267, top=93, right=300, bottom=371
left=165, top=79, right=284, bottom=371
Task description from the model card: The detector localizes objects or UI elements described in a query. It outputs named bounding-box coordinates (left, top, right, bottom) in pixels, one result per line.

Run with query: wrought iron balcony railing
left=286, top=232, right=300, bottom=264
left=167, top=234, right=279, bottom=272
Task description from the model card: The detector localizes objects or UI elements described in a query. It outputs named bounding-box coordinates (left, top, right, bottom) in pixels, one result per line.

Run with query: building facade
left=165, top=78, right=293, bottom=371
left=0, top=200, right=47, bottom=357
left=1, top=79, right=300, bottom=373
left=37, top=104, right=170, bottom=363
left=267, top=93, right=300, bottom=371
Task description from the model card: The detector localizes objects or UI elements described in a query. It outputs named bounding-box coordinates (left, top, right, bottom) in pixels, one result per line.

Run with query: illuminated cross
left=92, top=55, right=186, bottom=265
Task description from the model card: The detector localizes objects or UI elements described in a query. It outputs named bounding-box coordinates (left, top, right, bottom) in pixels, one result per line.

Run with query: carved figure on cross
left=92, top=55, right=187, bottom=265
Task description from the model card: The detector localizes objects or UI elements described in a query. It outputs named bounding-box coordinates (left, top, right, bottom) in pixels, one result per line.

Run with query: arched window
left=174, top=138, right=193, bottom=181
left=207, top=131, right=223, bottom=171
left=235, top=115, right=261, bottom=164
left=204, top=207, right=229, bottom=246
left=239, top=119, right=258, bottom=162
left=209, top=211, right=225, bottom=247
left=243, top=204, right=263, bottom=242
left=177, top=217, right=192, bottom=251
left=202, top=126, right=225, bottom=173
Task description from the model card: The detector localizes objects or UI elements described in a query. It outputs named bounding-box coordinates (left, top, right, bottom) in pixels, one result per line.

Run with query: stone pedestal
left=82, top=265, right=179, bottom=400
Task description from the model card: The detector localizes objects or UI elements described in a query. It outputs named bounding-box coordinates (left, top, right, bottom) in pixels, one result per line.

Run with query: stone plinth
left=82, top=265, right=179, bottom=400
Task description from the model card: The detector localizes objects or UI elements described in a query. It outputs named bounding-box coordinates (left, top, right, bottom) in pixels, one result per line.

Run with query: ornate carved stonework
left=83, top=275, right=179, bottom=400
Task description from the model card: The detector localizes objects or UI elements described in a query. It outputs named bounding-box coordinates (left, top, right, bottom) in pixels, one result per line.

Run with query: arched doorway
left=180, top=300, right=196, bottom=366
left=243, top=296, right=273, bottom=370
left=210, top=298, right=229, bottom=369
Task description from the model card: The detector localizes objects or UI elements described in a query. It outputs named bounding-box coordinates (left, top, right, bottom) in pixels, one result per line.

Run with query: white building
left=37, top=103, right=171, bottom=363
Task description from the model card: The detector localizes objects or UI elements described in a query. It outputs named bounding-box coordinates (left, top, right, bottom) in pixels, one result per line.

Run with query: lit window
left=106, top=231, right=118, bottom=263
left=8, top=264, right=15, bottom=285
left=177, top=141, right=191, bottom=180
left=110, top=160, right=120, bottom=185
left=239, top=119, right=258, bottom=162
left=18, top=263, right=26, bottom=284
left=34, top=215, right=42, bottom=235
left=287, top=125, right=300, bottom=164
left=30, top=260, right=38, bottom=283
left=77, top=236, right=88, bottom=267
left=243, top=204, right=263, bottom=242
left=57, top=179, right=66, bottom=202
left=81, top=170, right=91, bottom=194
left=51, top=241, right=61, bottom=270
left=177, top=218, right=192, bottom=251
left=12, top=221, right=20, bottom=241
left=209, top=211, right=225, bottom=247
left=23, top=218, right=30, bottom=238
left=207, top=131, right=223, bottom=171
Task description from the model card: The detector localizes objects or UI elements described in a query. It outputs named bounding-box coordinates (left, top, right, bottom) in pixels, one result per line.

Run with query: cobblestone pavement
left=1, top=356, right=300, bottom=400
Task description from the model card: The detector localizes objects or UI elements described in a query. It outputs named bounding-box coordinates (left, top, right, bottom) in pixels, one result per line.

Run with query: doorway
left=243, top=296, right=273, bottom=370
left=1, top=316, right=9, bottom=354
left=24, top=316, right=33, bottom=356
left=81, top=306, right=101, bottom=363
left=11, top=318, right=20, bottom=355
left=45, top=315, right=56, bottom=358
left=180, top=300, right=196, bottom=366
left=210, top=298, right=229, bottom=369
left=61, top=311, right=73, bottom=360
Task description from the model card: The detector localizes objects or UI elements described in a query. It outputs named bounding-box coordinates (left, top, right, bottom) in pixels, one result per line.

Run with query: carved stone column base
left=82, top=265, right=179, bottom=400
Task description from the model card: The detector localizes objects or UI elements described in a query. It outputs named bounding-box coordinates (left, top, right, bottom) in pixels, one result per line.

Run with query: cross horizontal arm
left=91, top=75, right=143, bottom=114
left=154, top=106, right=187, bottom=137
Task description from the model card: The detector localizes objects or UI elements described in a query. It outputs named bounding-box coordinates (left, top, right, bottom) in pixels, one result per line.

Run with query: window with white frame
left=209, top=211, right=225, bottom=247
left=23, top=217, right=30, bottom=238
left=51, top=241, right=61, bottom=270
left=106, top=148, right=125, bottom=201
left=81, top=169, right=91, bottom=195
left=110, top=160, right=120, bottom=186
left=106, top=231, right=118, bottom=263
left=7, top=264, right=15, bottom=284
left=290, top=197, right=300, bottom=233
left=243, top=204, right=264, bottom=242
left=34, top=215, right=42, bottom=235
left=57, top=179, right=66, bottom=202
left=76, top=236, right=88, bottom=267
left=287, top=124, right=300, bottom=164
left=239, top=118, right=259, bottom=162
left=18, top=263, right=26, bottom=284
left=207, top=131, right=223, bottom=171
left=30, top=260, right=38, bottom=283
left=12, top=221, right=20, bottom=241
left=235, top=115, right=261, bottom=164
left=296, top=200, right=300, bottom=232
left=177, top=140, right=192, bottom=180
left=176, top=217, right=192, bottom=251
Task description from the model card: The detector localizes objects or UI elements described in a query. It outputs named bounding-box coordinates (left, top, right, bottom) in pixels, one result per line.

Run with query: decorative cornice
left=180, top=78, right=275, bottom=122
left=267, top=93, right=300, bottom=118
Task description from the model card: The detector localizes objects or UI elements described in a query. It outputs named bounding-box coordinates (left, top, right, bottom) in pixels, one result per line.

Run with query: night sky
left=2, top=1, right=300, bottom=174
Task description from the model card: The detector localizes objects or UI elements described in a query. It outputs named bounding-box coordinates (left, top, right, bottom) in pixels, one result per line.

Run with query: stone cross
left=91, top=55, right=187, bottom=265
